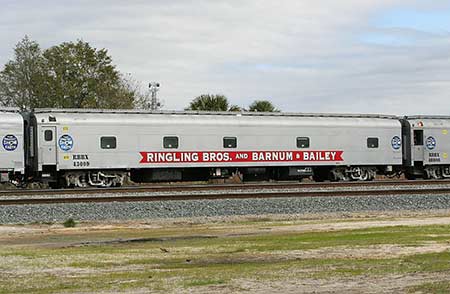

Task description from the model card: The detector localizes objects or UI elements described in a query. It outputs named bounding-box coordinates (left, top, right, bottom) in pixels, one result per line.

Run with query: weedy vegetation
left=1, top=216, right=450, bottom=293
left=63, top=218, right=76, bottom=228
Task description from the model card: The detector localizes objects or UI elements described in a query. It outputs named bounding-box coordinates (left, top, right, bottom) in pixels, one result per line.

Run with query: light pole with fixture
left=148, top=82, right=160, bottom=110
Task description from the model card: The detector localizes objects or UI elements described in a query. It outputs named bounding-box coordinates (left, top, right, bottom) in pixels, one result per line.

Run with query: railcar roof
left=0, top=107, right=20, bottom=112
left=0, top=108, right=24, bottom=125
left=33, top=108, right=400, bottom=119
left=405, top=115, right=450, bottom=120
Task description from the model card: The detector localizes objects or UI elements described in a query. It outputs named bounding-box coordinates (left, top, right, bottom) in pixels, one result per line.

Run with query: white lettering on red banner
left=139, top=151, right=343, bottom=164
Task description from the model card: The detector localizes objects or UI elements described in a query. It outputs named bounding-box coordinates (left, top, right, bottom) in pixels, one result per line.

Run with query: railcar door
left=41, top=126, right=57, bottom=165
left=413, top=129, right=424, bottom=162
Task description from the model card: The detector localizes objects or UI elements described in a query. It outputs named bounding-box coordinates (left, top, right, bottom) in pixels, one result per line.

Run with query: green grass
left=1, top=221, right=450, bottom=293
left=407, top=280, right=450, bottom=294
left=309, top=251, right=450, bottom=278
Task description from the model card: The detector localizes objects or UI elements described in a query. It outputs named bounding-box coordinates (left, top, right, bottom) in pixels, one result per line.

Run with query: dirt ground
left=1, top=210, right=450, bottom=293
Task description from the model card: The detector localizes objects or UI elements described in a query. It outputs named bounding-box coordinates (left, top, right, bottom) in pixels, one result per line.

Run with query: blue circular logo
left=2, top=135, right=18, bottom=151
left=426, top=136, right=436, bottom=150
left=391, top=136, right=401, bottom=150
left=59, top=135, right=74, bottom=151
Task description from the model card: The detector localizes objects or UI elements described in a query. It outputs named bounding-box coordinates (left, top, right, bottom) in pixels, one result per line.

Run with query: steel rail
left=1, top=179, right=450, bottom=197
left=2, top=186, right=450, bottom=206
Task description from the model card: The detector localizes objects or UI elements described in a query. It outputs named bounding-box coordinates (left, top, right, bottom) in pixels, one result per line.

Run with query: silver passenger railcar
left=402, top=116, right=450, bottom=179
left=30, top=109, right=403, bottom=187
left=0, top=108, right=25, bottom=183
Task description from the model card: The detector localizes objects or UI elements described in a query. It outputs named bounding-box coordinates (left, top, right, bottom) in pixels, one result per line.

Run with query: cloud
left=1, top=0, right=450, bottom=114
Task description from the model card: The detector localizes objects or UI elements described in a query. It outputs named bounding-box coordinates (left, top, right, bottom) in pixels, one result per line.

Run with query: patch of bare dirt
left=272, top=216, right=450, bottom=234
left=0, top=226, right=42, bottom=235
left=3, top=211, right=450, bottom=248
left=190, top=273, right=450, bottom=294
left=1, top=215, right=448, bottom=241
left=274, top=242, right=450, bottom=260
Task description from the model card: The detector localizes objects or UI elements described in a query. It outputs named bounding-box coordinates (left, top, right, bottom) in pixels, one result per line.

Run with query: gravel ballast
left=3, top=184, right=450, bottom=200
left=2, top=194, right=450, bottom=224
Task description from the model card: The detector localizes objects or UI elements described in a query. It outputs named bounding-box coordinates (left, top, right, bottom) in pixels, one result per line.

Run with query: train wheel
left=359, top=169, right=370, bottom=181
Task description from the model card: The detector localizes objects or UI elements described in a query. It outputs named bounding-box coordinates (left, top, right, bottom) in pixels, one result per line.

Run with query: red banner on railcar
left=139, top=151, right=343, bottom=164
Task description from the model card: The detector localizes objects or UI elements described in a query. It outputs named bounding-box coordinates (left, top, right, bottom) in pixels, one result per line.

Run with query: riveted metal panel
left=0, top=109, right=25, bottom=174
left=406, top=118, right=450, bottom=166
left=34, top=110, right=403, bottom=171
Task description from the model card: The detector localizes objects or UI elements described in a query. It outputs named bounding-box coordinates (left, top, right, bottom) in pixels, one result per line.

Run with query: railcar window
left=163, top=136, right=179, bottom=149
left=297, top=137, right=310, bottom=148
left=367, top=137, right=379, bottom=148
left=101, top=137, right=117, bottom=149
left=44, top=130, right=53, bottom=141
left=414, top=130, right=423, bottom=146
left=223, top=137, right=237, bottom=148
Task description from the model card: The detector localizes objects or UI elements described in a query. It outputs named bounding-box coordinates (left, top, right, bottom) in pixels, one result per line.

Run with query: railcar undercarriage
left=0, top=172, right=24, bottom=187
left=63, top=171, right=126, bottom=187
left=313, top=166, right=391, bottom=182
left=130, top=165, right=393, bottom=185
left=40, top=165, right=403, bottom=188
left=405, top=165, right=450, bottom=180
left=424, top=166, right=450, bottom=180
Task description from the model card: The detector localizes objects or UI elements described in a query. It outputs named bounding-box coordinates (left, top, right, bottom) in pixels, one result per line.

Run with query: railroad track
left=1, top=180, right=450, bottom=206
left=1, top=179, right=450, bottom=197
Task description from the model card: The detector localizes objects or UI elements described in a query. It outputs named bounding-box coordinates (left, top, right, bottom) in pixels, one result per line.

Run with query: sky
left=0, top=0, right=450, bottom=115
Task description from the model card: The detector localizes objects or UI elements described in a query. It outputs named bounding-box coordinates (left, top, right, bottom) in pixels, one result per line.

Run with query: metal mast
left=148, top=82, right=160, bottom=110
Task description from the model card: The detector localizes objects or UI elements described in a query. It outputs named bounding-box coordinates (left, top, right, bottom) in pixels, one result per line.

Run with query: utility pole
left=148, top=82, right=160, bottom=110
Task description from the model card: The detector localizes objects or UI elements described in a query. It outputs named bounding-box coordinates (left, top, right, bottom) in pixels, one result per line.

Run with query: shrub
left=63, top=218, right=76, bottom=228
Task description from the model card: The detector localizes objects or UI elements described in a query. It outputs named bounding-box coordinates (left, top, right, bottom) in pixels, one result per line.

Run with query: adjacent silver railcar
left=402, top=116, right=450, bottom=179
left=0, top=108, right=24, bottom=183
left=31, top=109, right=403, bottom=187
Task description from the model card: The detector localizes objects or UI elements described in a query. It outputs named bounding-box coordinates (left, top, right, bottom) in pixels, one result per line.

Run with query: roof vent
left=49, top=116, right=56, bottom=122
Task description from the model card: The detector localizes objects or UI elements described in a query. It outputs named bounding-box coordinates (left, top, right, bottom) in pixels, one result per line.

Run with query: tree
left=0, top=37, right=137, bottom=109
left=43, top=40, right=134, bottom=109
left=228, top=105, right=242, bottom=112
left=186, top=94, right=240, bottom=111
left=0, top=36, right=49, bottom=108
left=248, top=100, right=280, bottom=112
